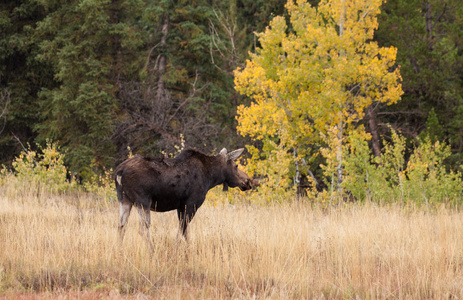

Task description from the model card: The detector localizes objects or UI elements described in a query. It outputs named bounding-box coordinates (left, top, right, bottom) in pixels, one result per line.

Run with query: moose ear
left=219, top=148, right=227, bottom=156
left=226, top=148, right=244, bottom=161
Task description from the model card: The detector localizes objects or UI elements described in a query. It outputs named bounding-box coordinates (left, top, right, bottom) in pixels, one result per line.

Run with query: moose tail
left=115, top=170, right=124, bottom=203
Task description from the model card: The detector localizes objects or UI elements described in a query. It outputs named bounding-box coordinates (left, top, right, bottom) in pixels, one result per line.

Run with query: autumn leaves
left=234, top=0, right=403, bottom=192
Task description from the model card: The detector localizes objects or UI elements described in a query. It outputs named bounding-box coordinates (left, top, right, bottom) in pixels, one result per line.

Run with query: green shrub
left=8, top=141, right=75, bottom=194
left=0, top=141, right=116, bottom=200
left=341, top=129, right=463, bottom=206
left=341, top=129, right=383, bottom=202
left=82, top=164, right=116, bottom=201
left=403, top=137, right=463, bottom=205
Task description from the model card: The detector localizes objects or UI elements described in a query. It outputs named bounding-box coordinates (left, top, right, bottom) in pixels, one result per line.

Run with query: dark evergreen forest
left=1, top=0, right=462, bottom=179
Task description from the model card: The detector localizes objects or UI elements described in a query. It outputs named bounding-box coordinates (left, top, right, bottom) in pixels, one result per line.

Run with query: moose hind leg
left=119, top=200, right=133, bottom=250
left=137, top=205, right=154, bottom=251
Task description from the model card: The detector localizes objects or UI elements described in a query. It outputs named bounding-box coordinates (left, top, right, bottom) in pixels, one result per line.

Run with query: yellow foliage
left=235, top=0, right=403, bottom=192
left=5, top=141, right=75, bottom=194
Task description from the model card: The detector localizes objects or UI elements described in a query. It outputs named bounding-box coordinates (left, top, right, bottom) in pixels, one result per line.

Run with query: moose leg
left=137, top=205, right=154, bottom=251
left=177, top=205, right=197, bottom=241
left=118, top=200, right=132, bottom=250
left=177, top=209, right=187, bottom=241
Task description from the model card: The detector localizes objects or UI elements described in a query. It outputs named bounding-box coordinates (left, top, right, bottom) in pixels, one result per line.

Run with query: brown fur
left=115, top=148, right=252, bottom=249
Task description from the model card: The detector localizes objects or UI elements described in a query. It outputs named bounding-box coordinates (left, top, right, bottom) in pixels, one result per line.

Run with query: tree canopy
left=234, top=0, right=403, bottom=190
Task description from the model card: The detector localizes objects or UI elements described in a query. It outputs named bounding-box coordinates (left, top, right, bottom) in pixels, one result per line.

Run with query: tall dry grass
left=1, top=184, right=463, bottom=299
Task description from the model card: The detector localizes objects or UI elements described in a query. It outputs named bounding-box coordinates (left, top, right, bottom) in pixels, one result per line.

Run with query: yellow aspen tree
left=235, top=0, right=403, bottom=192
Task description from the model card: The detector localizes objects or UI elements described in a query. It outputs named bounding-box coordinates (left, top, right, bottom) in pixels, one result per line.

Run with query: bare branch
left=11, top=132, right=28, bottom=153
left=0, top=89, right=11, bottom=135
left=143, top=41, right=163, bottom=73
left=377, top=110, right=426, bottom=116
left=208, top=8, right=241, bottom=73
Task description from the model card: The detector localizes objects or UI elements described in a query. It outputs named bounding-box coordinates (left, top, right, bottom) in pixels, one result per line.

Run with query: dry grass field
left=1, top=185, right=463, bottom=299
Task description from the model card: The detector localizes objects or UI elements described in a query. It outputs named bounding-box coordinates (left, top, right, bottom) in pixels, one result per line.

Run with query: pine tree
left=114, top=0, right=245, bottom=159
left=376, top=0, right=463, bottom=160
left=34, top=0, right=145, bottom=175
left=0, top=1, right=53, bottom=165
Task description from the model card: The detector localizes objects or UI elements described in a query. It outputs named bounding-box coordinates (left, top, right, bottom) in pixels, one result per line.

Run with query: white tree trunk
left=336, top=0, right=345, bottom=197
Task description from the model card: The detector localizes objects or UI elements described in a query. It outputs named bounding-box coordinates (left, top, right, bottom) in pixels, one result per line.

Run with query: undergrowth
left=1, top=133, right=462, bottom=208
left=0, top=141, right=115, bottom=201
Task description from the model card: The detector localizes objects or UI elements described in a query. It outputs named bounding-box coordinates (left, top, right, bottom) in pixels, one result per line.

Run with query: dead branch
left=0, top=89, right=10, bottom=135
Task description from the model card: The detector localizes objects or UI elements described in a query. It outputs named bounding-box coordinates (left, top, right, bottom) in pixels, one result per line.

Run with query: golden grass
left=1, top=185, right=463, bottom=299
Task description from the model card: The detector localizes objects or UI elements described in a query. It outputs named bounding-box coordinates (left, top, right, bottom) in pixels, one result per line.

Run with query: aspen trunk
left=367, top=104, right=381, bottom=158
left=336, top=120, right=343, bottom=196
left=335, top=0, right=345, bottom=197
left=425, top=1, right=433, bottom=51
left=156, top=13, right=169, bottom=103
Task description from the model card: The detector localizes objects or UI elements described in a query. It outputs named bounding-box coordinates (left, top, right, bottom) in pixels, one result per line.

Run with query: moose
left=115, top=148, right=253, bottom=250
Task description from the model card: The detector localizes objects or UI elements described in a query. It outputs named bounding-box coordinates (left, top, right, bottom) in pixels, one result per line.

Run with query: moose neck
left=205, top=155, right=227, bottom=190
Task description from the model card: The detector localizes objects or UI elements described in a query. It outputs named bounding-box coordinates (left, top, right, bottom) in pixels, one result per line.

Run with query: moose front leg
left=177, top=205, right=197, bottom=241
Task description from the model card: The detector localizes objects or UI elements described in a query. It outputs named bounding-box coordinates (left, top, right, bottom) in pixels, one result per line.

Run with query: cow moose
left=115, top=148, right=253, bottom=250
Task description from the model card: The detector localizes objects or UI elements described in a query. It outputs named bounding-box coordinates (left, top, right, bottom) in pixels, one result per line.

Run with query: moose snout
left=239, top=178, right=253, bottom=191
left=246, top=178, right=253, bottom=189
